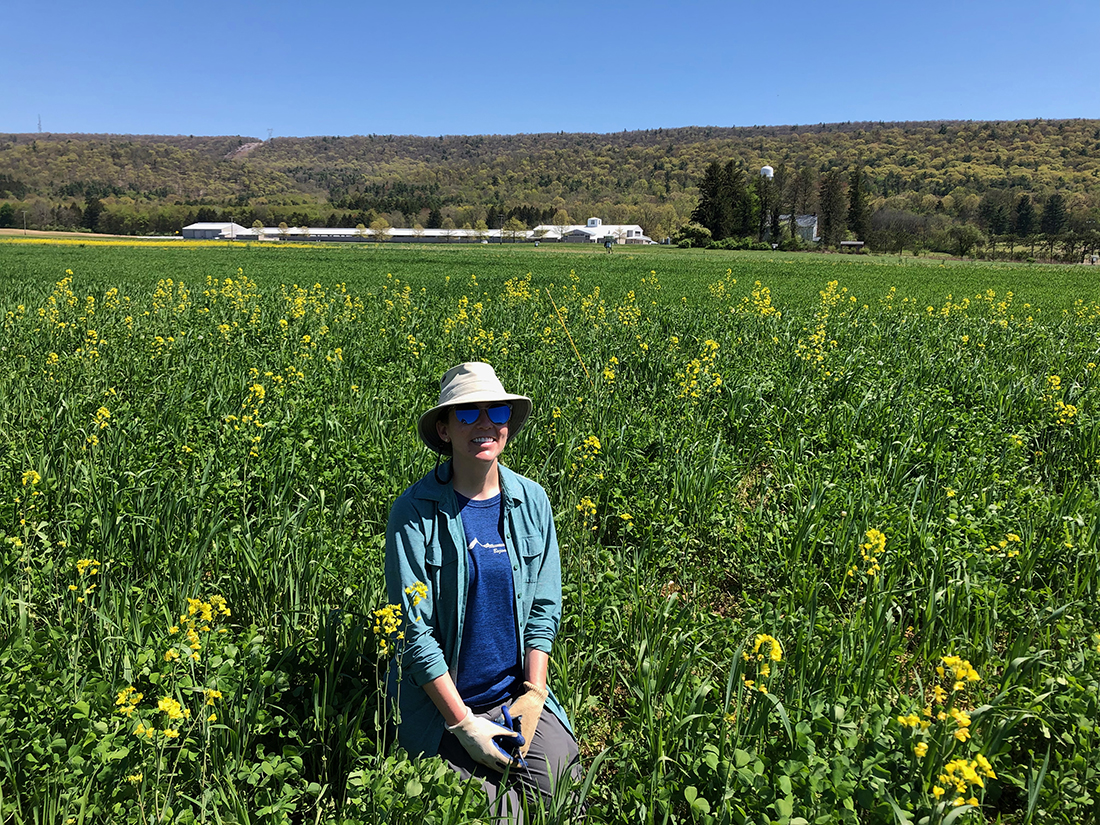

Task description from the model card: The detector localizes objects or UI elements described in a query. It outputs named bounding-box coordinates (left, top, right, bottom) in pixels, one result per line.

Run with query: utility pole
left=22, top=210, right=27, bottom=236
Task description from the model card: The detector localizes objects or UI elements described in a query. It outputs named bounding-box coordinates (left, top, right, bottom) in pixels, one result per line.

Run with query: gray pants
left=437, top=699, right=584, bottom=824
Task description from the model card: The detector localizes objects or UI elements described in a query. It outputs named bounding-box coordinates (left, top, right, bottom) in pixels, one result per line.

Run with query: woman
left=385, top=362, right=582, bottom=820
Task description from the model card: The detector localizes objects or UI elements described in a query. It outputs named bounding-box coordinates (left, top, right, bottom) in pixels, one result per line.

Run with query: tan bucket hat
left=417, top=362, right=532, bottom=455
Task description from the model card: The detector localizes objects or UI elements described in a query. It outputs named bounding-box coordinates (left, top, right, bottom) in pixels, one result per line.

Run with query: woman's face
left=437, top=403, right=510, bottom=470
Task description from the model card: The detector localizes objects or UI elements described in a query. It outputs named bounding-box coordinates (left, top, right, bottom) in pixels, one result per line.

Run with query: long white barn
left=182, top=217, right=654, bottom=244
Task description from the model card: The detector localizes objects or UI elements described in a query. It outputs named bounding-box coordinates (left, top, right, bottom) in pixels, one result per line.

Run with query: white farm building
left=181, top=222, right=249, bottom=239
left=181, top=217, right=654, bottom=245
left=531, top=217, right=653, bottom=244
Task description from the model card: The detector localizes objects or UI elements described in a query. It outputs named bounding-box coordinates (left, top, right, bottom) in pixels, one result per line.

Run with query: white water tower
left=760, top=165, right=774, bottom=179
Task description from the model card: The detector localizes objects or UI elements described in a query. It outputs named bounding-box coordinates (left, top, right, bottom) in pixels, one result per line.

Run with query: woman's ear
left=436, top=417, right=450, bottom=444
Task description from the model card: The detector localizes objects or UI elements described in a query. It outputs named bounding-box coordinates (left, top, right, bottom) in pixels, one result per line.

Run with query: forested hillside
left=1, top=120, right=1098, bottom=256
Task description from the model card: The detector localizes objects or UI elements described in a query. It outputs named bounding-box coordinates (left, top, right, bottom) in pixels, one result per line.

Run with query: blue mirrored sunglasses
left=454, top=404, right=512, bottom=425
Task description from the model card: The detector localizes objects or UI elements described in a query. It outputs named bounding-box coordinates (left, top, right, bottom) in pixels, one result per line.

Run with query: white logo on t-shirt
left=469, top=539, right=508, bottom=554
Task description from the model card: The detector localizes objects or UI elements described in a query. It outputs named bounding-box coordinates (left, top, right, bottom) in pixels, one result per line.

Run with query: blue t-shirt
left=454, top=492, right=521, bottom=707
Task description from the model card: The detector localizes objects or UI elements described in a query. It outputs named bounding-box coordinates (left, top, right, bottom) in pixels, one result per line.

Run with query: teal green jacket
left=385, top=462, right=572, bottom=757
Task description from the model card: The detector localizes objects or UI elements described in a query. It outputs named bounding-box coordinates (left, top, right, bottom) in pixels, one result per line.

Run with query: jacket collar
left=415, top=461, right=525, bottom=506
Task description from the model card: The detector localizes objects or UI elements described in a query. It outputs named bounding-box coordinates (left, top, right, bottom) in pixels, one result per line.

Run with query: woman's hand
left=446, top=706, right=525, bottom=772
left=506, top=681, right=548, bottom=757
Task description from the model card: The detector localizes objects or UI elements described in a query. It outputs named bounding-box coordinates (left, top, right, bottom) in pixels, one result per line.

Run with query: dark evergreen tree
left=723, top=163, right=754, bottom=238
left=847, top=167, right=870, bottom=241
left=1040, top=193, right=1068, bottom=260
left=83, top=197, right=103, bottom=231
left=427, top=207, right=443, bottom=229
left=770, top=163, right=788, bottom=241
left=691, top=162, right=723, bottom=238
left=1014, top=194, right=1036, bottom=236
left=990, top=203, right=1009, bottom=236
left=1040, top=193, right=1067, bottom=236
left=719, top=162, right=746, bottom=239
left=819, top=170, right=846, bottom=245
left=0, top=203, right=14, bottom=228
left=753, top=172, right=774, bottom=241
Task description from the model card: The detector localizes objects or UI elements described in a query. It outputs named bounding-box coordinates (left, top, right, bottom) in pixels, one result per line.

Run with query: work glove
left=446, top=705, right=526, bottom=772
left=506, top=681, right=548, bottom=758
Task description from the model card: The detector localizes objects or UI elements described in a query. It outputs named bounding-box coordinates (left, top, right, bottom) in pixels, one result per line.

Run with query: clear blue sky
left=6, top=0, right=1098, bottom=138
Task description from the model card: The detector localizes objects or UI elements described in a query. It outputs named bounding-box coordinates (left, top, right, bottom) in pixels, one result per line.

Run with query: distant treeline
left=680, top=157, right=1096, bottom=261
left=1, top=120, right=1098, bottom=258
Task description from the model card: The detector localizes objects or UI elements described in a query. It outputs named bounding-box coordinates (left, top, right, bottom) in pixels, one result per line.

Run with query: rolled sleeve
left=384, top=496, right=449, bottom=687
left=520, top=487, right=562, bottom=653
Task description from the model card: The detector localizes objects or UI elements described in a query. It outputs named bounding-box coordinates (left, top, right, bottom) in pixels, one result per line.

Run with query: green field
left=2, top=240, right=1098, bottom=824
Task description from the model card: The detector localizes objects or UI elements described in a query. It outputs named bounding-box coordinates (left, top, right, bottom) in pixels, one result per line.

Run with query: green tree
left=369, top=216, right=391, bottom=242
left=753, top=170, right=775, bottom=241
left=691, top=162, right=724, bottom=238
left=770, top=163, right=789, bottom=242
left=0, top=203, right=14, bottom=228
left=1014, top=194, right=1035, bottom=237
left=819, top=170, right=846, bottom=246
left=847, top=167, right=870, bottom=241
left=1041, top=193, right=1068, bottom=261
left=502, top=217, right=526, bottom=243
left=948, top=224, right=986, bottom=257
left=724, top=162, right=753, bottom=239
left=870, top=208, right=928, bottom=256
left=1040, top=192, right=1067, bottom=236
left=83, top=197, right=103, bottom=231
left=673, top=222, right=712, bottom=248
left=551, top=208, right=571, bottom=240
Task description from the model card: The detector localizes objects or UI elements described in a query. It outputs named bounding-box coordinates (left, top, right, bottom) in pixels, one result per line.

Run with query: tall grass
left=1, top=241, right=1098, bottom=824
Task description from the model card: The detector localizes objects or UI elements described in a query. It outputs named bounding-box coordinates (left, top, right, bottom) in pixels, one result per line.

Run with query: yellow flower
left=932, top=786, right=945, bottom=799
left=127, top=772, right=143, bottom=784
left=158, top=696, right=184, bottom=720
left=975, top=754, right=996, bottom=779
left=914, top=742, right=928, bottom=758
left=22, top=469, right=41, bottom=487
left=752, top=633, right=783, bottom=663
left=404, top=582, right=428, bottom=608
left=163, top=728, right=179, bottom=739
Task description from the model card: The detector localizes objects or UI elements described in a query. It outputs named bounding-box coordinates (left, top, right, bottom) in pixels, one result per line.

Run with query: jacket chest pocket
left=514, top=535, right=544, bottom=586
left=424, top=544, right=459, bottom=614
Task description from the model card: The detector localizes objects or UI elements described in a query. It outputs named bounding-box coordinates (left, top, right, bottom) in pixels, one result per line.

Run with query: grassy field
left=1, top=240, right=1098, bottom=824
